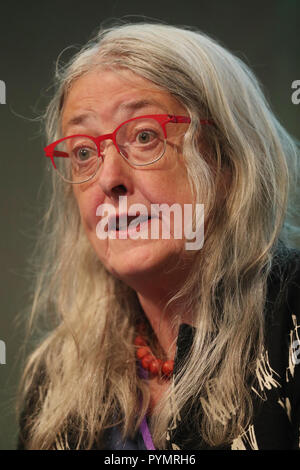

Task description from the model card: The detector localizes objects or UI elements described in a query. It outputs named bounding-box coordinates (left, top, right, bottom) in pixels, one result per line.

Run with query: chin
left=90, top=234, right=184, bottom=281
left=113, top=253, right=164, bottom=278
left=122, top=253, right=186, bottom=290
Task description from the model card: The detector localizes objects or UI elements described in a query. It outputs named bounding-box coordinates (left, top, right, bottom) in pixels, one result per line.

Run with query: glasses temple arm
left=169, top=116, right=213, bottom=125
left=46, top=150, right=69, bottom=158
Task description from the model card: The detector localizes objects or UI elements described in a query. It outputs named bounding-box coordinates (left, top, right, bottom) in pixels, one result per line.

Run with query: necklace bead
left=135, top=328, right=174, bottom=379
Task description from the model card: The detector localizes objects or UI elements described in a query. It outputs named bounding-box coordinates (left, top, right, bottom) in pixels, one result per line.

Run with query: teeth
left=116, top=215, right=150, bottom=230
left=117, top=219, right=127, bottom=230
left=136, top=215, right=149, bottom=224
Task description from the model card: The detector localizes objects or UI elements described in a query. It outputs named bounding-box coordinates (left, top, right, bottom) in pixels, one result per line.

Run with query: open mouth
left=115, top=214, right=152, bottom=231
left=109, top=214, right=152, bottom=232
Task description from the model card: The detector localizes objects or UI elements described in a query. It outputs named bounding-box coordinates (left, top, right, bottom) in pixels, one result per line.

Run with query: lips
left=108, top=213, right=153, bottom=232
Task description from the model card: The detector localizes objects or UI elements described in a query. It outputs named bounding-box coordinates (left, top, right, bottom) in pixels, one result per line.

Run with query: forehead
left=61, top=68, right=185, bottom=133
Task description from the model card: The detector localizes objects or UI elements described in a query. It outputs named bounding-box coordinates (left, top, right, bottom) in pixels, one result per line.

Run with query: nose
left=97, top=140, right=133, bottom=201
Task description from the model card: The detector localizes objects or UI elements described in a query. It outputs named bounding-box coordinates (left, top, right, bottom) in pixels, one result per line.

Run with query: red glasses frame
left=44, top=114, right=213, bottom=181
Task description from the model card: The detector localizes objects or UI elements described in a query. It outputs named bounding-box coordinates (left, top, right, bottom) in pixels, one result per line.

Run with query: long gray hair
left=17, top=22, right=299, bottom=449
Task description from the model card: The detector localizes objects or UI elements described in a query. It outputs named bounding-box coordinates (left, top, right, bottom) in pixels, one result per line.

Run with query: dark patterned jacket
left=18, top=243, right=300, bottom=450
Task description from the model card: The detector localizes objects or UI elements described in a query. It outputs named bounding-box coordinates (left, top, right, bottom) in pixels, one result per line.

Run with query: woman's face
left=62, top=68, right=195, bottom=288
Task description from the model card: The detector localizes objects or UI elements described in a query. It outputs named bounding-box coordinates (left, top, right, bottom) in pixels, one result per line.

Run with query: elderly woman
left=17, top=22, right=300, bottom=450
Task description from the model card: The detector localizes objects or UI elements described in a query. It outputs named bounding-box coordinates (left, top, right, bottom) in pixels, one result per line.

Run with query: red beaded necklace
left=134, top=323, right=174, bottom=379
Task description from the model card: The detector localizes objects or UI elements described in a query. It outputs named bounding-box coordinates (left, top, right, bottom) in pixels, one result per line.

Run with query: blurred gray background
left=0, top=0, right=299, bottom=450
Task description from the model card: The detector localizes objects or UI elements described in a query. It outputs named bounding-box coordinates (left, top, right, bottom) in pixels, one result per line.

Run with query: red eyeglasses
left=44, top=114, right=212, bottom=184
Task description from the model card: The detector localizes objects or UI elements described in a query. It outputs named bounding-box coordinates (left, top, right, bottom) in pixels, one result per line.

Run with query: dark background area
left=0, top=0, right=299, bottom=449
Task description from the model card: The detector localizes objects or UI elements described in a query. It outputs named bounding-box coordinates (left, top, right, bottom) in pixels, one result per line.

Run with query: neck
left=138, top=294, right=176, bottom=359
left=120, top=255, right=195, bottom=357
left=136, top=286, right=193, bottom=361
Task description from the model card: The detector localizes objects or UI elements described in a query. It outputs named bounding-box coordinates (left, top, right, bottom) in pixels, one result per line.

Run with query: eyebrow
left=63, top=99, right=168, bottom=132
left=64, top=114, right=93, bottom=129
left=118, top=98, right=168, bottom=113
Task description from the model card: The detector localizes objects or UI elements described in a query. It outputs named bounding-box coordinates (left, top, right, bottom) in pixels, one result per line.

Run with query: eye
left=73, top=146, right=96, bottom=162
left=136, top=130, right=156, bottom=144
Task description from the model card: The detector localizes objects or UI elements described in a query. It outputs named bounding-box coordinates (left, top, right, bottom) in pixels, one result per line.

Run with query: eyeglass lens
left=53, top=117, right=167, bottom=183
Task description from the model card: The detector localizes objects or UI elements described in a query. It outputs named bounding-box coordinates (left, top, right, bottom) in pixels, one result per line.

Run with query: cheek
left=141, top=172, right=192, bottom=207
left=73, top=188, right=104, bottom=233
